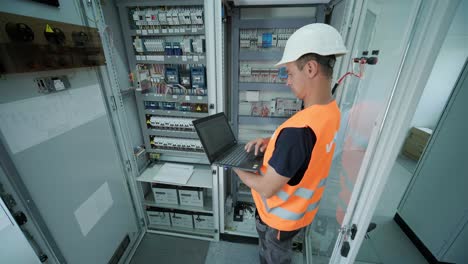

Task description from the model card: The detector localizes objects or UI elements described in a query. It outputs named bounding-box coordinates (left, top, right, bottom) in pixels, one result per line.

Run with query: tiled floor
left=374, top=156, right=417, bottom=217
left=362, top=217, right=427, bottom=264
left=356, top=156, right=427, bottom=264
left=129, top=234, right=210, bottom=264
left=130, top=234, right=304, bottom=264
left=204, top=240, right=260, bottom=264
left=205, top=240, right=305, bottom=264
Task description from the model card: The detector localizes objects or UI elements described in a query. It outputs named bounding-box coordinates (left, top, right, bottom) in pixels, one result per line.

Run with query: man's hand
left=244, top=137, right=270, bottom=156
left=233, top=166, right=289, bottom=199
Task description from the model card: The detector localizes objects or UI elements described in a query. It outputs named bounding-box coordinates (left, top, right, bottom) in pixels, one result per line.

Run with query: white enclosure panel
left=0, top=85, right=106, bottom=154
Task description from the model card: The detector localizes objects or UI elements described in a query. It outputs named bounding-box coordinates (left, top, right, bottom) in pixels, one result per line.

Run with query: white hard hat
left=275, top=23, right=347, bottom=67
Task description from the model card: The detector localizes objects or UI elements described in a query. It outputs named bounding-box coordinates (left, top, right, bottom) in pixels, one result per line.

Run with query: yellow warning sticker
left=45, top=24, right=53, bottom=33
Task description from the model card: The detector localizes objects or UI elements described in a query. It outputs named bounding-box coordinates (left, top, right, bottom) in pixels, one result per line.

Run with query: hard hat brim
left=275, top=50, right=348, bottom=67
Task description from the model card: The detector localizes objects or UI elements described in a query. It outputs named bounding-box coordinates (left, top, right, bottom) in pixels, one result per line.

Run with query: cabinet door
left=0, top=196, right=40, bottom=264
left=0, top=72, right=141, bottom=263
left=399, top=61, right=468, bottom=258
left=0, top=2, right=144, bottom=262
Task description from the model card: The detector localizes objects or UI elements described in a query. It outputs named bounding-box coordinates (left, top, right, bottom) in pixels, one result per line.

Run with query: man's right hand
left=245, top=137, right=270, bottom=156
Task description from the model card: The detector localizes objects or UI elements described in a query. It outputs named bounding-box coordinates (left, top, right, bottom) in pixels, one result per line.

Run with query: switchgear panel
left=0, top=12, right=105, bottom=74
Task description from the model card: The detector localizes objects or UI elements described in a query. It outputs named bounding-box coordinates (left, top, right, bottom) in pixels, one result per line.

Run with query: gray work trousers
left=255, top=211, right=302, bottom=264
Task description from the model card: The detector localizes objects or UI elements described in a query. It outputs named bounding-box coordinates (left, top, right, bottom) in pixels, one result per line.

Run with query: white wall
left=411, top=0, right=468, bottom=129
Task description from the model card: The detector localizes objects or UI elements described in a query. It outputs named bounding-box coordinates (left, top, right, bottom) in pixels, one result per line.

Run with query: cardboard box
left=410, top=127, right=432, bottom=140
left=401, top=127, right=433, bottom=160
left=178, top=187, right=204, bottom=207
left=146, top=208, right=171, bottom=226
left=193, top=213, right=214, bottom=230
left=152, top=184, right=178, bottom=205
left=402, top=141, right=424, bottom=160
left=170, top=211, right=193, bottom=229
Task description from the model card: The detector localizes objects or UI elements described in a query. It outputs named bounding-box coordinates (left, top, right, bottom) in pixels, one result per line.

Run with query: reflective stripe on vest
left=275, top=177, right=327, bottom=201
left=260, top=177, right=327, bottom=221
left=261, top=195, right=321, bottom=221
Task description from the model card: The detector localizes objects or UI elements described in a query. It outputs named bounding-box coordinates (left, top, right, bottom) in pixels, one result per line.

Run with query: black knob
left=13, top=211, right=28, bottom=226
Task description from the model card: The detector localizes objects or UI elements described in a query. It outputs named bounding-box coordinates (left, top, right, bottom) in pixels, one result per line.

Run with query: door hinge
left=110, top=95, right=117, bottom=111
left=125, top=160, right=132, bottom=172
left=117, top=94, right=124, bottom=108
left=338, top=225, right=349, bottom=235
left=338, top=224, right=355, bottom=235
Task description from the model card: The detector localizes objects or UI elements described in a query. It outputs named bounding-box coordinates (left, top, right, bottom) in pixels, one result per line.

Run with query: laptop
left=192, top=112, right=263, bottom=172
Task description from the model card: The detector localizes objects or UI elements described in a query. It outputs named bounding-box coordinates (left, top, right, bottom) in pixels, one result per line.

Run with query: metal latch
left=338, top=224, right=356, bottom=257
left=341, top=241, right=350, bottom=257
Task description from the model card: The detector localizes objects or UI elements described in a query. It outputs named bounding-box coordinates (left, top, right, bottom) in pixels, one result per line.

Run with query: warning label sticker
left=45, top=24, right=53, bottom=33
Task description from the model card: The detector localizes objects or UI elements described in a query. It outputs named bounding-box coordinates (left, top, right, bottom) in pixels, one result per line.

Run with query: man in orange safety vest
left=233, top=23, right=347, bottom=264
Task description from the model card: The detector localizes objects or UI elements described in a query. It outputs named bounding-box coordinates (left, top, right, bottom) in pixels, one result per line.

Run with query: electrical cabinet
left=116, top=0, right=220, bottom=241
left=398, top=61, right=468, bottom=263
left=221, top=5, right=324, bottom=238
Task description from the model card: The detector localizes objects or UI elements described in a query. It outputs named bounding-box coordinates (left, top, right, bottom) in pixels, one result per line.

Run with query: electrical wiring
left=163, top=83, right=188, bottom=102
left=332, top=57, right=367, bottom=95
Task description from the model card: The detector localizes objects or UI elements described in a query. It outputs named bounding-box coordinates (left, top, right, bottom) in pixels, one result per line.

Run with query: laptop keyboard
left=219, top=145, right=249, bottom=166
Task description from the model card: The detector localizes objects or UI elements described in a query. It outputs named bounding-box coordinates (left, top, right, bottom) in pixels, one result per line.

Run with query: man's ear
left=306, top=60, right=319, bottom=78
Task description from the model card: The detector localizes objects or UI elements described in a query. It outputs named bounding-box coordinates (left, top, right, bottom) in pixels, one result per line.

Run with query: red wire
left=337, top=59, right=366, bottom=84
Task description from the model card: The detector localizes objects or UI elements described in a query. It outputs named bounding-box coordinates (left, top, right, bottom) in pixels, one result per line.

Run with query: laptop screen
left=193, top=113, right=237, bottom=164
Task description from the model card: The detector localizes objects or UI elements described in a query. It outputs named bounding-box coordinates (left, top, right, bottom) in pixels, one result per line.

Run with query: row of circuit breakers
left=144, top=101, right=208, bottom=112
left=150, top=136, right=204, bottom=152
left=131, top=7, right=204, bottom=26
left=239, top=28, right=296, bottom=49
left=146, top=116, right=203, bottom=152
left=147, top=116, right=194, bottom=131
left=138, top=64, right=206, bottom=94
left=133, top=36, right=205, bottom=55
left=240, top=62, right=288, bottom=83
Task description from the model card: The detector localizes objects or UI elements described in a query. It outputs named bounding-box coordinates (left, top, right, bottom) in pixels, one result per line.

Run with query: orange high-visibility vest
left=251, top=101, right=340, bottom=231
